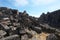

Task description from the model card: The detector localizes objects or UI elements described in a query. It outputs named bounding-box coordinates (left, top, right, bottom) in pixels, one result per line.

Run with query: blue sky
left=0, top=0, right=60, bottom=17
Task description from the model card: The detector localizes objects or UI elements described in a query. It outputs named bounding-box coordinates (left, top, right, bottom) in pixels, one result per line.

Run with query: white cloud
left=14, top=0, right=29, bottom=7
left=47, top=4, right=60, bottom=12
left=8, top=0, right=58, bottom=7
left=31, top=0, right=57, bottom=6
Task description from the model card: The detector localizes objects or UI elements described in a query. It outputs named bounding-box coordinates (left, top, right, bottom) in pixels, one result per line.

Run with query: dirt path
left=26, top=29, right=50, bottom=40
left=29, top=32, right=49, bottom=40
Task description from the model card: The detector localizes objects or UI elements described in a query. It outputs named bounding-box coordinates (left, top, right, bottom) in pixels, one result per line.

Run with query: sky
left=0, top=0, right=60, bottom=17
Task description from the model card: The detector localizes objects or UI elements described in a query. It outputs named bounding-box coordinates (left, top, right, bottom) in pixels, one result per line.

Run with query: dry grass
left=29, top=32, right=49, bottom=40
left=26, top=29, right=50, bottom=40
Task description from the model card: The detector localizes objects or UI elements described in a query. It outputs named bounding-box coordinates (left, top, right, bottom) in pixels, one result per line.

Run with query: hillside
left=0, top=7, right=60, bottom=40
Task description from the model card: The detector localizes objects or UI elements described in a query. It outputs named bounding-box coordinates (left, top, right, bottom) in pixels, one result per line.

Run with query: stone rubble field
left=0, top=7, right=60, bottom=40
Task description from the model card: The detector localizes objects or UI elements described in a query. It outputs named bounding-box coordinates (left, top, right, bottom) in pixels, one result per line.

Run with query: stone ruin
left=0, top=7, right=60, bottom=40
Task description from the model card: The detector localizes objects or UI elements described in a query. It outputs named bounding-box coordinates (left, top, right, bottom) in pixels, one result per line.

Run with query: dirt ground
left=26, top=29, right=50, bottom=40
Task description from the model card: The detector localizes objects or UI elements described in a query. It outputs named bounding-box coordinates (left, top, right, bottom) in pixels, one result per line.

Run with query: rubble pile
left=0, top=7, right=60, bottom=40
left=38, top=10, right=60, bottom=28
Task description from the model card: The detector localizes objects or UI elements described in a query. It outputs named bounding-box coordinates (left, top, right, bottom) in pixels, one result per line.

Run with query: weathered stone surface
left=46, top=34, right=58, bottom=40
left=21, top=34, right=28, bottom=40
left=0, top=35, right=20, bottom=40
